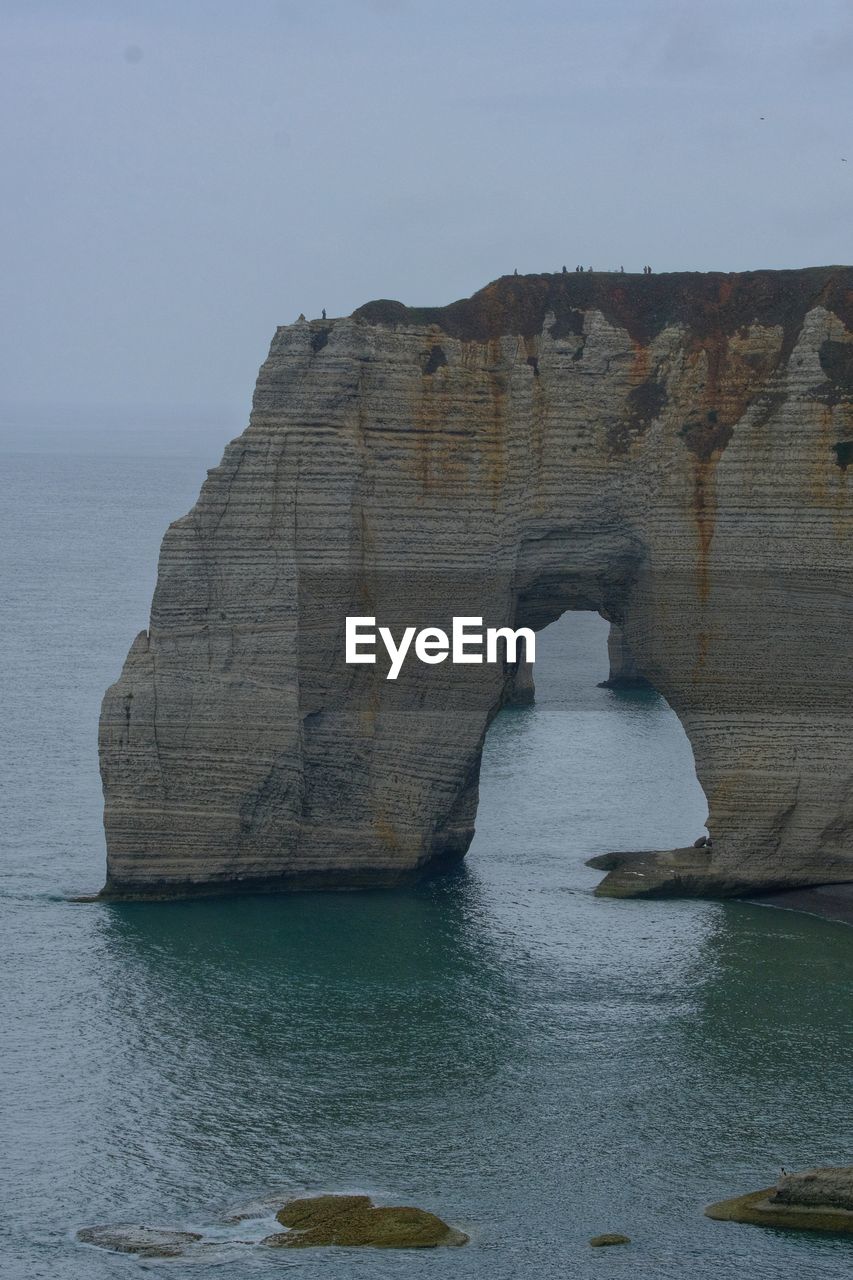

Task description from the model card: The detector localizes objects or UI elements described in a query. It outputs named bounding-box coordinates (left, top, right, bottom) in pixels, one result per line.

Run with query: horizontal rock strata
left=100, top=268, right=853, bottom=898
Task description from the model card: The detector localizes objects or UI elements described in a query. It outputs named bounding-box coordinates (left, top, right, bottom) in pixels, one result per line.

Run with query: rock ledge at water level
left=706, top=1166, right=853, bottom=1233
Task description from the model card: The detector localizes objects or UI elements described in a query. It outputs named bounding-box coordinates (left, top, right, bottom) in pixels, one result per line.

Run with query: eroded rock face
left=99, top=269, right=853, bottom=899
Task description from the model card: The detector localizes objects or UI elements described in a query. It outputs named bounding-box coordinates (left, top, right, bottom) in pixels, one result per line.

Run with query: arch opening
left=467, top=611, right=710, bottom=895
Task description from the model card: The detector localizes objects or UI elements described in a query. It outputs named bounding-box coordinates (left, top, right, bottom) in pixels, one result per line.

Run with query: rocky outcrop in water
left=598, top=624, right=652, bottom=690
left=76, top=1193, right=466, bottom=1259
left=76, top=1225, right=202, bottom=1258
left=706, top=1166, right=853, bottom=1233
left=263, top=1194, right=467, bottom=1248
left=99, top=268, right=853, bottom=900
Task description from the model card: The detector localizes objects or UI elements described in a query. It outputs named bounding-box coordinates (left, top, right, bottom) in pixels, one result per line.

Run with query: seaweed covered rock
left=76, top=1224, right=202, bottom=1257
left=263, top=1193, right=468, bottom=1248
left=589, top=1232, right=631, bottom=1246
left=276, top=1194, right=373, bottom=1230
left=706, top=1165, right=853, bottom=1233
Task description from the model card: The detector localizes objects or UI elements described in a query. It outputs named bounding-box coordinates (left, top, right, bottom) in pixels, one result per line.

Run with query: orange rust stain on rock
left=374, top=815, right=401, bottom=851
left=693, top=462, right=716, bottom=604
left=810, top=404, right=834, bottom=506
left=406, top=347, right=467, bottom=498
left=607, top=323, right=792, bottom=607
left=677, top=334, right=780, bottom=604
left=607, top=339, right=664, bottom=455
left=484, top=337, right=508, bottom=506
left=810, top=402, right=853, bottom=538
left=679, top=330, right=782, bottom=466
left=630, top=340, right=651, bottom=383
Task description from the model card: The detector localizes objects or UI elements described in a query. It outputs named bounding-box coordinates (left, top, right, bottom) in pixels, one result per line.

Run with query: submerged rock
left=220, top=1190, right=295, bottom=1223
left=263, top=1193, right=468, bottom=1249
left=589, top=1232, right=631, bottom=1247
left=76, top=1224, right=202, bottom=1257
left=706, top=1166, right=853, bottom=1233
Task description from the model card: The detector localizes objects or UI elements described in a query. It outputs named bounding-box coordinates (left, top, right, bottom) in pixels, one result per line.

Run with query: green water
left=2, top=453, right=852, bottom=1277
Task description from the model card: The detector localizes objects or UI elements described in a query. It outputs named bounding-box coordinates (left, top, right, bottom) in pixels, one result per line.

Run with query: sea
left=2, top=427, right=852, bottom=1278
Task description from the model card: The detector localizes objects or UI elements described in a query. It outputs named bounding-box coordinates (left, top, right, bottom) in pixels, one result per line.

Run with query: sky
left=1, top=0, right=852, bottom=443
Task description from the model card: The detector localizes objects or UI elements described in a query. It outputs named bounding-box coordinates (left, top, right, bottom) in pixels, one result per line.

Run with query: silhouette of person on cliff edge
left=321, top=308, right=326, bottom=320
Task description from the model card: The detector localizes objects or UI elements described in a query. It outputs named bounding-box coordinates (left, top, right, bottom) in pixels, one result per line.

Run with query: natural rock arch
left=480, top=609, right=708, bottom=862
left=99, top=269, right=853, bottom=899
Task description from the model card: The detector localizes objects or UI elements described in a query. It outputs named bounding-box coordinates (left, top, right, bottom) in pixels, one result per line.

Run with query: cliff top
left=352, top=266, right=853, bottom=347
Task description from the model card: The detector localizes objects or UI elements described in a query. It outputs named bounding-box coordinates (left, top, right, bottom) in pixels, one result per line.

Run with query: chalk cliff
left=99, top=269, right=853, bottom=899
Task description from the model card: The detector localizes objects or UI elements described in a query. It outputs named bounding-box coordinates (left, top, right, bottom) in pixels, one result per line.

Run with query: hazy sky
left=2, top=0, right=852, bottom=424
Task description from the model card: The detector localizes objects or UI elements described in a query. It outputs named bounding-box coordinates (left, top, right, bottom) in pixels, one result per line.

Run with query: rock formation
left=598, top=624, right=652, bottom=690
left=76, top=1194, right=467, bottom=1258
left=589, top=1232, right=631, bottom=1247
left=263, top=1194, right=467, bottom=1248
left=505, top=657, right=536, bottom=706
left=706, top=1166, right=853, bottom=1233
left=77, top=1226, right=203, bottom=1258
left=99, top=269, right=853, bottom=899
